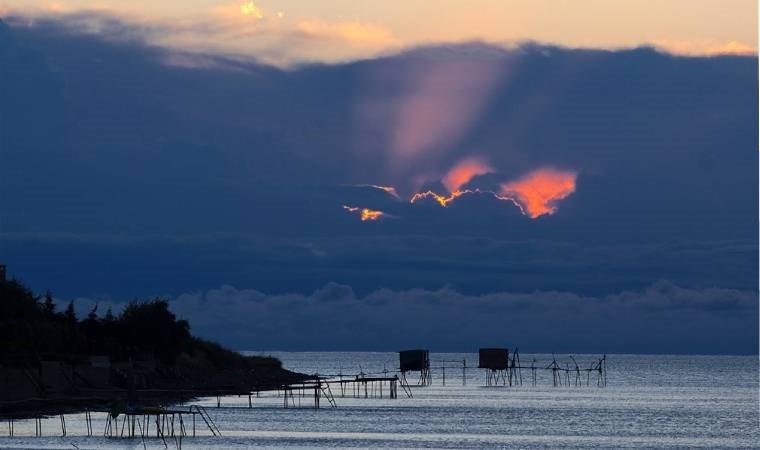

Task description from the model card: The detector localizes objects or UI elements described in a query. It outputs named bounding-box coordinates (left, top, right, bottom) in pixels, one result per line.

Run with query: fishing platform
left=2, top=348, right=608, bottom=442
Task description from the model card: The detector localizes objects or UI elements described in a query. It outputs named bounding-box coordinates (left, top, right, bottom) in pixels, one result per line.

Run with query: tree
left=86, top=303, right=98, bottom=321
left=0, top=279, right=39, bottom=319
left=42, top=290, right=56, bottom=317
left=119, top=299, right=190, bottom=362
left=104, top=307, right=115, bottom=323
left=63, top=300, right=76, bottom=324
left=81, top=303, right=100, bottom=353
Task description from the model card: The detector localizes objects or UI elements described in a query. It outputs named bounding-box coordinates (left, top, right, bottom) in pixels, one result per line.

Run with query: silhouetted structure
left=479, top=348, right=509, bottom=386
left=399, top=349, right=430, bottom=386
left=478, top=348, right=508, bottom=370
left=0, top=264, right=5, bottom=282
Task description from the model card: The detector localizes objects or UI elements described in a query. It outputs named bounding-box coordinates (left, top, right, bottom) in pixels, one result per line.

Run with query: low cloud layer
left=66, top=281, right=758, bottom=354
left=6, top=234, right=756, bottom=301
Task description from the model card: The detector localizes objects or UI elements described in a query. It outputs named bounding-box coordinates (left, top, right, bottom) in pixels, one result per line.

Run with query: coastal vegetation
left=0, top=277, right=269, bottom=369
left=0, top=276, right=306, bottom=419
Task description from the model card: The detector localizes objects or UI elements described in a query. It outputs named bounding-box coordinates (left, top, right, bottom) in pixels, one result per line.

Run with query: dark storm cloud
left=1, top=16, right=756, bottom=237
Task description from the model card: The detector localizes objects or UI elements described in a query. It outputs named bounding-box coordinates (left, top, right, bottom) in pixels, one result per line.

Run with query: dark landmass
left=0, top=277, right=310, bottom=419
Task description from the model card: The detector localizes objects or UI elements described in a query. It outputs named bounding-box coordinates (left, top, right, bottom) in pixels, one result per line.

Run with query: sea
left=1, top=352, right=758, bottom=449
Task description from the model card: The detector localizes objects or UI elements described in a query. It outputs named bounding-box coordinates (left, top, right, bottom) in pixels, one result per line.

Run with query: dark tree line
left=1, top=278, right=190, bottom=364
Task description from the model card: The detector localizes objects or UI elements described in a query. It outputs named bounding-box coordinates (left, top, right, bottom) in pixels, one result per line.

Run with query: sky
left=0, top=1, right=757, bottom=354
left=0, top=0, right=756, bottom=65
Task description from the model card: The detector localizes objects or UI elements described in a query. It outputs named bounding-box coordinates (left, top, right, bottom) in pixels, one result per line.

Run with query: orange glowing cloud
left=343, top=205, right=386, bottom=221
left=408, top=158, right=492, bottom=207
left=499, top=168, right=577, bottom=218
left=442, top=157, right=494, bottom=192
left=409, top=189, right=472, bottom=207
left=653, top=39, right=757, bottom=57
left=296, top=20, right=398, bottom=46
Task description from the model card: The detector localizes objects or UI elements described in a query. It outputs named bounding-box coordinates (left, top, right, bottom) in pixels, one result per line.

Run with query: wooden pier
left=325, top=375, right=412, bottom=399
left=2, top=349, right=608, bottom=442
left=259, top=375, right=413, bottom=409
left=103, top=404, right=221, bottom=440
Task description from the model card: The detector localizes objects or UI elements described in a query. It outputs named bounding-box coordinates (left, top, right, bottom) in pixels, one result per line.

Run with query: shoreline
left=0, top=359, right=312, bottom=421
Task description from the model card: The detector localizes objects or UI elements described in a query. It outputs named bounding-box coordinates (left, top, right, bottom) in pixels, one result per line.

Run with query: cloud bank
left=65, top=281, right=758, bottom=354
left=1, top=17, right=755, bottom=241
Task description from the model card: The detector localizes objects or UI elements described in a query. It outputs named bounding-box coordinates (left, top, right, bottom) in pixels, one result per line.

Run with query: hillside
left=0, top=276, right=308, bottom=419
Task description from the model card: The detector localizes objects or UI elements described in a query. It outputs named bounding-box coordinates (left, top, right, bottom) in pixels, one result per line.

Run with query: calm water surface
left=1, top=352, right=757, bottom=449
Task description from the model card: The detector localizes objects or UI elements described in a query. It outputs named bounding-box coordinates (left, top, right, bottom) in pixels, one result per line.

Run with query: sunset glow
left=406, top=165, right=577, bottom=218
left=240, top=1, right=262, bottom=18
left=343, top=205, right=386, bottom=221
left=408, top=158, right=493, bottom=208
left=409, top=190, right=471, bottom=207
left=499, top=168, right=577, bottom=218
left=1, top=1, right=755, bottom=67
left=442, top=158, right=494, bottom=192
